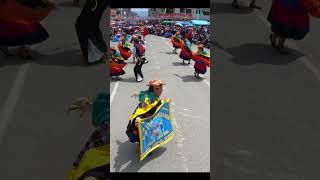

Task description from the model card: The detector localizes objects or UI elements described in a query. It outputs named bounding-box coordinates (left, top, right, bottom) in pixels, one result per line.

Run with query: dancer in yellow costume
left=65, top=92, right=109, bottom=180
left=126, top=80, right=165, bottom=144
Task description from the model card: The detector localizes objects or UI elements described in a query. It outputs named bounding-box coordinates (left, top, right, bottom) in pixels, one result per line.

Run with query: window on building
left=186, top=9, right=192, bottom=13
left=203, top=11, right=209, bottom=16
left=180, top=8, right=185, bottom=13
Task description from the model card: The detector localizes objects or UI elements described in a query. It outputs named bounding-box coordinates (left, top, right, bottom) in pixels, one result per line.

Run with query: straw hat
left=147, top=80, right=165, bottom=87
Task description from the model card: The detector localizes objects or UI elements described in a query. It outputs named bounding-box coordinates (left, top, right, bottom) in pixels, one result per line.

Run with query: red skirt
left=267, top=0, right=309, bottom=40
left=110, top=60, right=127, bottom=76
left=179, top=45, right=192, bottom=60
left=0, top=19, right=49, bottom=46
left=118, top=44, right=132, bottom=60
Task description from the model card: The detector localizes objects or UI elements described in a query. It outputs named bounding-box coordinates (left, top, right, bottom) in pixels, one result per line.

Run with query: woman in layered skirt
left=0, top=0, right=53, bottom=59
left=192, top=44, right=210, bottom=78
left=110, top=46, right=127, bottom=80
left=179, top=38, right=193, bottom=64
left=171, top=31, right=182, bottom=54
left=267, top=0, right=310, bottom=53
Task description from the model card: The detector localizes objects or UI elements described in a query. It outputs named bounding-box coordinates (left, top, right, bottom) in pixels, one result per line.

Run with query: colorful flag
left=137, top=99, right=175, bottom=161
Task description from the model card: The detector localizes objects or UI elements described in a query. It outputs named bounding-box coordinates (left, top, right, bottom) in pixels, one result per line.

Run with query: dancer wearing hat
left=171, top=31, right=182, bottom=54
left=110, top=46, right=127, bottom=80
left=126, top=80, right=165, bottom=145
left=66, top=92, right=109, bottom=180
left=118, top=36, right=132, bottom=60
left=192, top=43, right=210, bottom=78
left=179, top=38, right=193, bottom=64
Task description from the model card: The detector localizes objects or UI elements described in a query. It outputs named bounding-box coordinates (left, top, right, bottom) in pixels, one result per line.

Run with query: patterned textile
left=73, top=122, right=108, bottom=168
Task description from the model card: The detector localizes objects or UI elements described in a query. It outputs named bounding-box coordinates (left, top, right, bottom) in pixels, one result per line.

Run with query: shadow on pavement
left=0, top=49, right=88, bottom=67
left=35, top=49, right=88, bottom=67
left=117, top=77, right=138, bottom=83
left=173, top=74, right=204, bottom=82
left=213, top=2, right=254, bottom=14
left=160, top=52, right=178, bottom=55
left=0, top=55, right=27, bottom=67
left=212, top=40, right=227, bottom=52
left=172, top=62, right=189, bottom=66
left=112, top=140, right=166, bottom=172
left=227, top=43, right=304, bottom=65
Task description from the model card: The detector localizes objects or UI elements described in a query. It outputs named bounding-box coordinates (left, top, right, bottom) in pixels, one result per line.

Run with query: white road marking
left=249, top=1, right=320, bottom=82
left=110, top=81, right=119, bottom=104
left=203, top=79, right=211, bottom=87
left=0, top=64, right=30, bottom=146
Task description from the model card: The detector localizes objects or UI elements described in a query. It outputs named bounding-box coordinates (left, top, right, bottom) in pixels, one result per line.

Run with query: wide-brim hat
left=147, top=80, right=165, bottom=87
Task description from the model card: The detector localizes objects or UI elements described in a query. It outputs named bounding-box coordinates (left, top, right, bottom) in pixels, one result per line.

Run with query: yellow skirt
left=65, top=144, right=109, bottom=180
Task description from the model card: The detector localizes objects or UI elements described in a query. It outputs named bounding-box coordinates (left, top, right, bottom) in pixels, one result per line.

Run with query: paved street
left=0, top=2, right=106, bottom=179
left=110, top=34, right=210, bottom=172
left=213, top=0, right=320, bottom=179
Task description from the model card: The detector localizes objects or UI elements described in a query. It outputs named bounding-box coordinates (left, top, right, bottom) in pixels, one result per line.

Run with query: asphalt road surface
left=213, top=0, right=320, bottom=179
left=110, top=34, right=210, bottom=172
left=0, top=2, right=106, bottom=179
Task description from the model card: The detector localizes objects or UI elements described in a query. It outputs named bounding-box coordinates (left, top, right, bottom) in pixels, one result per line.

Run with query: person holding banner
left=66, top=92, right=110, bottom=180
left=126, top=80, right=165, bottom=145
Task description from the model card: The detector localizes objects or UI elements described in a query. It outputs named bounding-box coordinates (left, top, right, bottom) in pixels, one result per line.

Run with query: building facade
left=110, top=8, right=132, bottom=21
left=148, top=8, right=210, bottom=21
